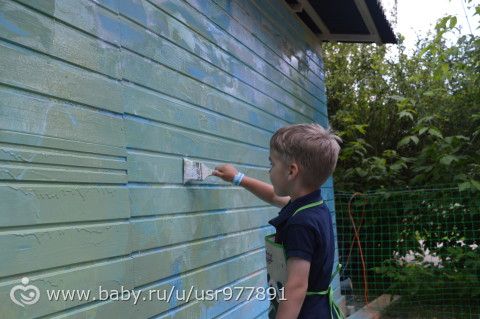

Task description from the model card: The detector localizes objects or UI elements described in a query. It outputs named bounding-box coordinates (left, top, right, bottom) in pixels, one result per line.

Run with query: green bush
left=323, top=5, right=480, bottom=193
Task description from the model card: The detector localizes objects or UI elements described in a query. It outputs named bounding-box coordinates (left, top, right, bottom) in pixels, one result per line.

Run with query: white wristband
left=232, top=172, right=245, bottom=186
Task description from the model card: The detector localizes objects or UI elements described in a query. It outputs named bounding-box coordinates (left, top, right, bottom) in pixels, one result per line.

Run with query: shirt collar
left=268, top=189, right=323, bottom=228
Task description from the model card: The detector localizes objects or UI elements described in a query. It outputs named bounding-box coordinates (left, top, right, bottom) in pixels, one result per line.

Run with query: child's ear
left=287, top=162, right=299, bottom=179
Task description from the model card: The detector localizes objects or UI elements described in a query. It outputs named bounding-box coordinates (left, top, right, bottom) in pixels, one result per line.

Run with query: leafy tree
left=324, top=3, right=480, bottom=192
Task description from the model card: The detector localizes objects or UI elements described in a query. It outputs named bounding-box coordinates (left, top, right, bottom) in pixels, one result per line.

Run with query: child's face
left=269, top=150, right=290, bottom=196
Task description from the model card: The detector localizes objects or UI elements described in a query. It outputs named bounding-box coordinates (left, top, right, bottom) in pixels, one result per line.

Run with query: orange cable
left=346, top=192, right=369, bottom=304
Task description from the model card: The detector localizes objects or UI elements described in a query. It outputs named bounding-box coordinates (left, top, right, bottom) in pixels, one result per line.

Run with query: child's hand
left=212, top=164, right=238, bottom=182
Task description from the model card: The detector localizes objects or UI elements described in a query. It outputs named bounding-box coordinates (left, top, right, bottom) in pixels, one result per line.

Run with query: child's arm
left=212, top=164, right=290, bottom=208
left=276, top=257, right=310, bottom=319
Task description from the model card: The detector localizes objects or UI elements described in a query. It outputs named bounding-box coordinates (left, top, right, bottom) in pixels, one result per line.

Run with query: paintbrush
left=183, top=158, right=214, bottom=183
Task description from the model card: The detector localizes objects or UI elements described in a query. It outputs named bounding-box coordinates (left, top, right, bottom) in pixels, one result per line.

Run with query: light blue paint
left=187, top=64, right=208, bottom=80
left=94, top=6, right=122, bottom=43
left=124, top=113, right=155, bottom=125
left=0, top=13, right=29, bottom=36
left=118, top=0, right=148, bottom=25
left=169, top=255, right=185, bottom=308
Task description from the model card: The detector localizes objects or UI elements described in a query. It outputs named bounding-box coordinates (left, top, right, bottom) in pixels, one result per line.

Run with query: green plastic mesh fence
left=335, top=186, right=480, bottom=318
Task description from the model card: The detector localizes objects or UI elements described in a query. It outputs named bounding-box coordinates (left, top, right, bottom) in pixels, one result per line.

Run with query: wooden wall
left=0, top=0, right=340, bottom=317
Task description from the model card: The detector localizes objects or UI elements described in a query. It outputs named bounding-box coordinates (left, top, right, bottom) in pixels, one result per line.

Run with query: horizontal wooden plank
left=133, top=227, right=269, bottom=286
left=92, top=0, right=325, bottom=105
left=0, top=185, right=130, bottom=227
left=235, top=0, right=325, bottom=78
left=182, top=0, right=324, bottom=90
left=133, top=249, right=267, bottom=318
left=8, top=0, right=326, bottom=115
left=206, top=271, right=269, bottom=319
left=250, top=0, right=324, bottom=70
left=127, top=151, right=182, bottom=184
left=125, top=118, right=269, bottom=166
left=132, top=207, right=277, bottom=251
left=0, top=143, right=126, bottom=170
left=212, top=0, right=325, bottom=81
left=127, top=151, right=270, bottom=184
left=0, top=86, right=126, bottom=147
left=154, top=302, right=204, bottom=319
left=0, top=129, right=126, bottom=158
left=116, top=0, right=325, bottom=113
left=121, top=50, right=288, bottom=132
left=150, top=0, right=324, bottom=98
left=15, top=0, right=122, bottom=45
left=115, top=10, right=321, bottom=118
left=0, top=222, right=131, bottom=277
left=0, top=41, right=123, bottom=113
left=246, top=0, right=323, bottom=74
left=0, top=162, right=127, bottom=183
left=129, top=186, right=266, bottom=217
left=123, top=82, right=271, bottom=148
left=0, top=0, right=121, bottom=78
left=156, top=270, right=268, bottom=319
left=0, top=257, right=133, bottom=318
left=215, top=298, right=269, bottom=319
left=50, top=249, right=266, bottom=318
left=9, top=0, right=323, bottom=123
left=0, top=86, right=126, bottom=148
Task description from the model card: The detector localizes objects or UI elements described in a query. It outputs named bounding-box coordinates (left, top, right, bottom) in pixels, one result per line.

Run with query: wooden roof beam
left=297, top=0, right=331, bottom=36
left=353, top=0, right=382, bottom=44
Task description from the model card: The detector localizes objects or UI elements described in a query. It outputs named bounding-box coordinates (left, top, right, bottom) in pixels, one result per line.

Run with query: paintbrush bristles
left=183, top=158, right=214, bottom=183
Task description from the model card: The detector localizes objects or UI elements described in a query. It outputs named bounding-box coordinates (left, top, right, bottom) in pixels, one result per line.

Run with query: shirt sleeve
left=284, top=224, right=317, bottom=262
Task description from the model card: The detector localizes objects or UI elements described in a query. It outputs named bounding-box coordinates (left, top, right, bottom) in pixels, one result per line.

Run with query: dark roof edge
left=367, top=0, right=397, bottom=44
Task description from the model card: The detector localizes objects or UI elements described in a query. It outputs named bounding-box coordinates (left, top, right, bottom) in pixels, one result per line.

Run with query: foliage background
left=325, top=2, right=480, bottom=316
left=324, top=2, right=480, bottom=193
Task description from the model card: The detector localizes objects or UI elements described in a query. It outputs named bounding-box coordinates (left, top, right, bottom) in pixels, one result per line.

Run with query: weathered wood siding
left=0, top=0, right=340, bottom=317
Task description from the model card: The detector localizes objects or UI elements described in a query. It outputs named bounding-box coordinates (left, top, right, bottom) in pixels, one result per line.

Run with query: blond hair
left=270, top=123, right=342, bottom=187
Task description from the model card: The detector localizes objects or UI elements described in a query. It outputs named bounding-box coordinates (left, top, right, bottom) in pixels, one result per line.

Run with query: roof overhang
left=286, top=0, right=397, bottom=44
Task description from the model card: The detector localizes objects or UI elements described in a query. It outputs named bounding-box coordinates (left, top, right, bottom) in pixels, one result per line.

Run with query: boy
left=213, top=123, right=343, bottom=319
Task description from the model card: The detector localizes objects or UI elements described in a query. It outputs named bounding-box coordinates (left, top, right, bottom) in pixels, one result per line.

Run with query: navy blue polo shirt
left=268, top=189, right=336, bottom=319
